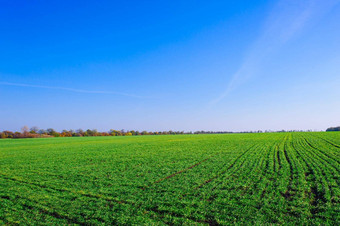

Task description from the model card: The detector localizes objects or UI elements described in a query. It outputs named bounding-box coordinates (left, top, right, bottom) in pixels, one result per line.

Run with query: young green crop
left=0, top=132, right=339, bottom=224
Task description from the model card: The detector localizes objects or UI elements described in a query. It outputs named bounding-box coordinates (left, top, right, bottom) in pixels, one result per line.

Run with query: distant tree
left=21, top=126, right=29, bottom=135
left=84, top=129, right=97, bottom=136
left=69, top=130, right=77, bottom=136
left=46, top=128, right=53, bottom=134
left=326, top=126, right=340, bottom=132
left=3, top=131, right=14, bottom=138
left=92, top=129, right=98, bottom=136
left=30, top=126, right=39, bottom=134
left=76, top=129, right=84, bottom=136
left=0, top=132, right=6, bottom=138
left=110, top=129, right=122, bottom=136
left=86, top=129, right=92, bottom=136
left=61, top=130, right=72, bottom=137
left=46, top=128, right=60, bottom=137
left=14, top=132, right=22, bottom=138
left=38, top=129, right=47, bottom=135
left=46, top=128, right=56, bottom=135
left=53, top=132, right=60, bottom=137
left=109, top=129, right=115, bottom=136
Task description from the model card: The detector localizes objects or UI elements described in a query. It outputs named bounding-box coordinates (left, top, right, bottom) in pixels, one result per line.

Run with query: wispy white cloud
left=210, top=0, right=340, bottom=106
left=0, top=81, right=150, bottom=99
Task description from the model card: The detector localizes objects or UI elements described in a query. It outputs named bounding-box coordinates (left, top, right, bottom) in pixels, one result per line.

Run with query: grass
left=0, top=132, right=339, bottom=225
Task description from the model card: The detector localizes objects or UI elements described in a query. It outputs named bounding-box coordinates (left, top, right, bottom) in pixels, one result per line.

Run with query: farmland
left=0, top=132, right=339, bottom=225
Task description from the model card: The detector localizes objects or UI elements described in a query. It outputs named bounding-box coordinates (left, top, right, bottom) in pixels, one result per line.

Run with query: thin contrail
left=209, top=0, right=340, bottom=107
left=0, top=81, right=150, bottom=99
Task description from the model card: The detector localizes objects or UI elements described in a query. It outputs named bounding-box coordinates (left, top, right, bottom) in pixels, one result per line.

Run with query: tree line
left=326, top=126, right=340, bottom=132
left=0, top=126, right=327, bottom=139
left=0, top=126, right=189, bottom=139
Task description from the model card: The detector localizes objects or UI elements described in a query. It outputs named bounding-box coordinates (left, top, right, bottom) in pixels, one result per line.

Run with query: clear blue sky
left=1, top=0, right=340, bottom=132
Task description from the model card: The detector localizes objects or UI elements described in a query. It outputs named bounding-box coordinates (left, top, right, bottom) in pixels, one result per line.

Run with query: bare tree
left=21, top=126, right=29, bottom=134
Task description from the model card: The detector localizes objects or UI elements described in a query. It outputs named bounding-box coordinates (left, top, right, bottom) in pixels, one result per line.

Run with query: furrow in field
left=270, top=134, right=297, bottom=202
left=188, top=139, right=273, bottom=213
left=309, top=134, right=340, bottom=161
left=209, top=141, right=270, bottom=194
left=272, top=141, right=281, bottom=173
left=259, top=140, right=280, bottom=199
left=251, top=134, right=308, bottom=219
left=187, top=135, right=288, bottom=222
left=292, top=134, right=338, bottom=220
left=0, top=174, right=218, bottom=224
left=222, top=142, right=271, bottom=199
left=300, top=135, right=340, bottom=174
left=146, top=206, right=219, bottom=225
left=169, top=144, right=257, bottom=203
left=312, top=133, right=340, bottom=149
left=250, top=134, right=316, bottom=220
left=0, top=178, right=118, bottom=224
left=1, top=188, right=201, bottom=226
left=142, top=153, right=220, bottom=190
left=0, top=174, right=130, bottom=205
left=281, top=134, right=296, bottom=199
left=289, top=136, right=320, bottom=216
left=284, top=134, right=322, bottom=218
left=6, top=194, right=88, bottom=224
left=296, top=135, right=336, bottom=188
left=194, top=144, right=257, bottom=190
left=254, top=135, right=288, bottom=200
left=301, top=135, right=340, bottom=166
left=276, top=135, right=287, bottom=172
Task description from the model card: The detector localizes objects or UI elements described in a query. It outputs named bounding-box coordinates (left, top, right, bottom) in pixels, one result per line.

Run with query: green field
left=0, top=132, right=339, bottom=225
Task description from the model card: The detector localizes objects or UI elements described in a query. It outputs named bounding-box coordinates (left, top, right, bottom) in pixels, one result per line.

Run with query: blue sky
left=1, top=0, right=340, bottom=132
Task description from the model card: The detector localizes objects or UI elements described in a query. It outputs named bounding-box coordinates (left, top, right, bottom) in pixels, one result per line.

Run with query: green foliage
left=0, top=133, right=339, bottom=224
